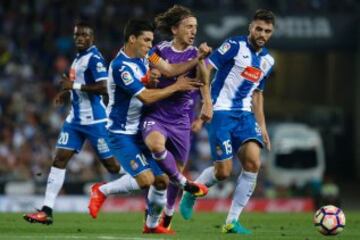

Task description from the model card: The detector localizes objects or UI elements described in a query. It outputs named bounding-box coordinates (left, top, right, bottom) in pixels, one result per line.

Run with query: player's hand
left=60, top=74, right=73, bottom=90
left=198, top=42, right=212, bottom=60
left=191, top=118, right=204, bottom=133
left=200, top=101, right=213, bottom=122
left=262, top=129, right=271, bottom=151
left=147, top=68, right=161, bottom=88
left=175, top=75, right=203, bottom=91
left=53, top=91, right=69, bottom=107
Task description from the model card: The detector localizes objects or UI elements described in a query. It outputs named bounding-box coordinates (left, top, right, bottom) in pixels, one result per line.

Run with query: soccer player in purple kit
left=87, top=18, right=210, bottom=234
left=142, top=5, right=213, bottom=230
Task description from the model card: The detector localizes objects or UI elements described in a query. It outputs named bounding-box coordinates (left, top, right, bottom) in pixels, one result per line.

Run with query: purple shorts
left=141, top=117, right=191, bottom=165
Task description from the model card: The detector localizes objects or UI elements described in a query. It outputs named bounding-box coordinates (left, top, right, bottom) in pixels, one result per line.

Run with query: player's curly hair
left=154, top=5, right=195, bottom=35
left=252, top=9, right=276, bottom=25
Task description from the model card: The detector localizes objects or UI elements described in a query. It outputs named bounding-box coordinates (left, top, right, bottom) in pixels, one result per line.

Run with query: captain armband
left=148, top=52, right=161, bottom=65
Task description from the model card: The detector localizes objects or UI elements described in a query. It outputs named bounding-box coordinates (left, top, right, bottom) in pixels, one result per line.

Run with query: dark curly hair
left=154, top=5, right=195, bottom=35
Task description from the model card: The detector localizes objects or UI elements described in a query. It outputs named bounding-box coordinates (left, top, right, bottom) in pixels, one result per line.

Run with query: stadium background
left=0, top=0, right=359, bottom=212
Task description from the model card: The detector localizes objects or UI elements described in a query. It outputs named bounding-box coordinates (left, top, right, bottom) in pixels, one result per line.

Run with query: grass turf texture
left=1, top=212, right=359, bottom=240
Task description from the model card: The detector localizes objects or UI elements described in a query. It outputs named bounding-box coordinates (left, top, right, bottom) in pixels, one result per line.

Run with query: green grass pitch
left=1, top=212, right=359, bottom=239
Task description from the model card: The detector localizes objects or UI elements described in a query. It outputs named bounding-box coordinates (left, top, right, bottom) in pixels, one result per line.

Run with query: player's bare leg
left=100, top=156, right=121, bottom=174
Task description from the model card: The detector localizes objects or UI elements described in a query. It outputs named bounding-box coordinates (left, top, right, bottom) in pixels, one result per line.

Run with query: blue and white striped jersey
left=66, top=45, right=108, bottom=125
left=208, top=35, right=274, bottom=112
left=107, top=50, right=147, bottom=135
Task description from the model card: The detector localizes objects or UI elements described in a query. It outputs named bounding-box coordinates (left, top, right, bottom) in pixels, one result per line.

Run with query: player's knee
left=242, top=159, right=261, bottom=172
left=215, top=168, right=231, bottom=181
left=102, top=159, right=121, bottom=174
left=137, top=173, right=155, bottom=189
left=147, top=141, right=165, bottom=153
left=53, top=156, right=68, bottom=169
left=153, top=175, right=169, bottom=190
left=106, top=164, right=121, bottom=174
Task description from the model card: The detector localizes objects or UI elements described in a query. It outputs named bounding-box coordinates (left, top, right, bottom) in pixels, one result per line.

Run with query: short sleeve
left=112, top=64, right=145, bottom=96
left=88, top=54, right=108, bottom=81
left=147, top=46, right=161, bottom=65
left=208, top=38, right=240, bottom=70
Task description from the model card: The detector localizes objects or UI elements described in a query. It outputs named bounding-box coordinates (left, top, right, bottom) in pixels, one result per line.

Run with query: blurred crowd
left=0, top=0, right=358, bottom=191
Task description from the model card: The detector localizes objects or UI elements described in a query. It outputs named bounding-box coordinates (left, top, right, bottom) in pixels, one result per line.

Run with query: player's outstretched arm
left=149, top=43, right=211, bottom=78
left=61, top=74, right=107, bottom=95
left=197, top=60, right=213, bottom=122
left=252, top=90, right=271, bottom=151
left=137, top=75, right=203, bottom=105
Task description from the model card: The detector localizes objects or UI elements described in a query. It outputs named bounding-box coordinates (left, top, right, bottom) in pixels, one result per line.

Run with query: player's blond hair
left=154, top=5, right=194, bottom=35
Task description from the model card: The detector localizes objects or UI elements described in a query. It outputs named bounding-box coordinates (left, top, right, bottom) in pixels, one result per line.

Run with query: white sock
left=43, top=167, right=66, bottom=209
left=226, top=170, right=257, bottom=224
left=195, top=166, right=219, bottom=187
left=146, top=186, right=167, bottom=228
left=99, top=174, right=140, bottom=196
left=164, top=206, right=175, bottom=216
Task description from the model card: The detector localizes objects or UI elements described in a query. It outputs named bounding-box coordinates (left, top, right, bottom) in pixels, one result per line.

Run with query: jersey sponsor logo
left=218, top=42, right=231, bottom=55
left=96, top=62, right=106, bottom=72
left=69, top=68, right=76, bottom=81
left=241, top=66, right=262, bottom=83
left=121, top=71, right=133, bottom=85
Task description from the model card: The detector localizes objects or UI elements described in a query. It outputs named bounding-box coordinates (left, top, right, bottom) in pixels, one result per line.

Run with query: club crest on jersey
left=216, top=145, right=223, bottom=156
left=218, top=42, right=231, bottom=55
left=121, top=71, right=133, bottom=85
left=241, top=66, right=262, bottom=83
left=96, top=62, right=106, bottom=72
left=130, top=160, right=139, bottom=171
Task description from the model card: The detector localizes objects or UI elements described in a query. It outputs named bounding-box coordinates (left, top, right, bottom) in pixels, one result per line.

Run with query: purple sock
left=143, top=188, right=150, bottom=216
left=152, top=150, right=185, bottom=185
left=166, top=182, right=180, bottom=212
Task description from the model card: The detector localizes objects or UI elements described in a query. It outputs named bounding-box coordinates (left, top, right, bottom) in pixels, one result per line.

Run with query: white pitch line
left=2, top=236, right=165, bottom=240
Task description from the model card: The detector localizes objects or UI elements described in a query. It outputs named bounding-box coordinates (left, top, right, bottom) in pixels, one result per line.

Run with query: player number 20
left=57, top=132, right=69, bottom=145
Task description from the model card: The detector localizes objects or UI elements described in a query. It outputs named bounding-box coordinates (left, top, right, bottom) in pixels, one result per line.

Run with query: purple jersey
left=146, top=41, right=199, bottom=126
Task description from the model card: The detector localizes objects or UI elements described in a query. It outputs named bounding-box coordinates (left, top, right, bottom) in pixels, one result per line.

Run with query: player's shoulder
left=111, top=52, right=137, bottom=73
left=156, top=40, right=172, bottom=51
left=88, top=46, right=104, bottom=58
left=224, top=35, right=245, bottom=46
left=111, top=53, right=126, bottom=71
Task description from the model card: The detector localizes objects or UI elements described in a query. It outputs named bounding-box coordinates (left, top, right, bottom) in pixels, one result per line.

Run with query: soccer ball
left=313, top=205, right=345, bottom=235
